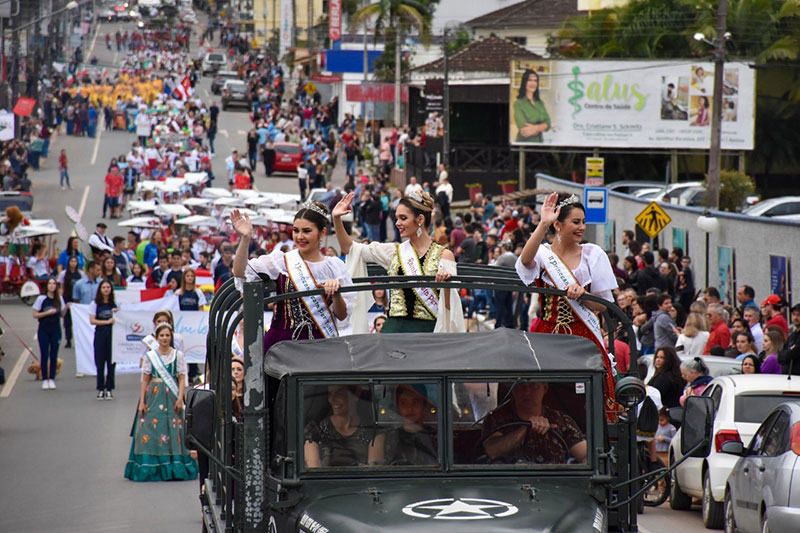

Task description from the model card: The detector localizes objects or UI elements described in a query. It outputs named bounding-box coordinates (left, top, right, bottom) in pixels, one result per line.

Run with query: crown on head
left=556, top=194, right=580, bottom=210
left=300, top=201, right=328, bottom=218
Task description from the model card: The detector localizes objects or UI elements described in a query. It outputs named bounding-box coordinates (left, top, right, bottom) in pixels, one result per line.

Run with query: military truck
left=186, top=265, right=714, bottom=532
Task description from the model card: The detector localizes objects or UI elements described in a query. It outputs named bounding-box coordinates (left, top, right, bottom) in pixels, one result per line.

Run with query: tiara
left=556, top=194, right=580, bottom=210
left=300, top=201, right=328, bottom=218
left=405, top=190, right=432, bottom=210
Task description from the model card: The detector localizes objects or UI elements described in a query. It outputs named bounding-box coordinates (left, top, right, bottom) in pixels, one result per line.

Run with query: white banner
left=510, top=59, right=756, bottom=149
left=279, top=0, right=294, bottom=61
left=0, top=112, right=14, bottom=141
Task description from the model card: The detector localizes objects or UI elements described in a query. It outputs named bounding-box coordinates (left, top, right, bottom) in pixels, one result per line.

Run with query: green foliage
left=372, top=32, right=412, bottom=81
left=446, top=29, right=471, bottom=54
left=708, top=170, right=756, bottom=211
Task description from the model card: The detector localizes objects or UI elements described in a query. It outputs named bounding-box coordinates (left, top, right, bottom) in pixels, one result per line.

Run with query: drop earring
left=556, top=232, right=562, bottom=244
left=416, top=224, right=423, bottom=238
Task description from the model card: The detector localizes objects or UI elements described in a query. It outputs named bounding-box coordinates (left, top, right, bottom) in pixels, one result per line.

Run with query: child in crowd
left=655, top=408, right=677, bottom=465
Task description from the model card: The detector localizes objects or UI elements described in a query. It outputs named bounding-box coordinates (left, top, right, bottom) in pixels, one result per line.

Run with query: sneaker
left=97, top=391, right=104, bottom=400
left=42, top=380, right=50, bottom=390
left=105, top=390, right=113, bottom=400
left=49, top=379, right=56, bottom=390
left=65, top=340, right=72, bottom=348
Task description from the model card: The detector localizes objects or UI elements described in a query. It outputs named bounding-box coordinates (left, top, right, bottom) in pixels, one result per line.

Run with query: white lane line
left=204, top=89, right=210, bottom=97
left=0, top=349, right=30, bottom=398
left=88, top=25, right=100, bottom=57
left=219, top=129, right=229, bottom=138
left=71, top=185, right=90, bottom=237
left=236, top=130, right=246, bottom=135
left=90, top=129, right=103, bottom=165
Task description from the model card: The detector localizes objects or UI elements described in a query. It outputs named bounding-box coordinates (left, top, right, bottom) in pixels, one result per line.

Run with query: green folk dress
left=124, top=349, right=197, bottom=482
left=513, top=97, right=551, bottom=143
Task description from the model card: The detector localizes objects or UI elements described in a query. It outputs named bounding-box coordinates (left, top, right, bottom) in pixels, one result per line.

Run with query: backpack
left=637, top=395, right=659, bottom=438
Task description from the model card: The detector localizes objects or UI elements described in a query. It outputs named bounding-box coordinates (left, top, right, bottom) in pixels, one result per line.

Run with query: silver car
left=722, top=401, right=800, bottom=533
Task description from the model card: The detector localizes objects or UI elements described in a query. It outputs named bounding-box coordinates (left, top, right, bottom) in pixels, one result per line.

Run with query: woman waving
left=332, top=191, right=463, bottom=334
left=231, top=202, right=353, bottom=353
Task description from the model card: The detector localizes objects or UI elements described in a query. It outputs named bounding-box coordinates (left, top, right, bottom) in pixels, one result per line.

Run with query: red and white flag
left=173, top=75, right=193, bottom=101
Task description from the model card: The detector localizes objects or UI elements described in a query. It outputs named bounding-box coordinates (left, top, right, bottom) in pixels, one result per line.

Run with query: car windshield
left=208, top=54, right=224, bottom=61
left=276, top=144, right=300, bottom=155
left=298, top=378, right=591, bottom=473
left=734, top=394, right=800, bottom=423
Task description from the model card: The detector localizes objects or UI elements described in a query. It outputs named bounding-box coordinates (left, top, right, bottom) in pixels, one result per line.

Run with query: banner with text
left=509, top=59, right=755, bottom=149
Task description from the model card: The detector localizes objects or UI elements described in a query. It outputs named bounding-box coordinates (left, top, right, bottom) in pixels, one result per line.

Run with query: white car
left=201, top=52, right=227, bottom=75
left=742, top=196, right=800, bottom=221
left=669, top=374, right=800, bottom=529
left=652, top=181, right=705, bottom=204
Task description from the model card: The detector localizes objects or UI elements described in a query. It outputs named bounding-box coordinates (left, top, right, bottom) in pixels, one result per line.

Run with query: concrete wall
left=535, top=173, right=800, bottom=308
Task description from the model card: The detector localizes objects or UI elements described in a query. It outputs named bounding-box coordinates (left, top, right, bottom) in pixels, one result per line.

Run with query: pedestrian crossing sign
left=635, top=202, right=672, bottom=239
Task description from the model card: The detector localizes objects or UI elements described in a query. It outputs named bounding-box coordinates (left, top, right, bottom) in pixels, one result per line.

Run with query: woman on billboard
left=513, top=69, right=551, bottom=143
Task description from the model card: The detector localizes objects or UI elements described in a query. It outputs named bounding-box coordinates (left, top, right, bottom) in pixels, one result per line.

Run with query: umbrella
left=126, top=200, right=158, bottom=214
left=174, top=215, right=219, bottom=227
left=135, top=180, right=161, bottom=192
left=221, top=207, right=257, bottom=218
left=118, top=216, right=163, bottom=229
left=213, top=197, right=245, bottom=207
left=182, top=198, right=211, bottom=207
left=231, top=189, right=260, bottom=199
left=183, top=172, right=208, bottom=186
left=11, top=219, right=60, bottom=239
left=201, top=187, right=233, bottom=199
left=154, top=204, right=191, bottom=217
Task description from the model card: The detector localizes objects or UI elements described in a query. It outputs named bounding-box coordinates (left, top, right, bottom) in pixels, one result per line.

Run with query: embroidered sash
left=144, top=345, right=181, bottom=399
left=284, top=249, right=338, bottom=339
left=537, top=245, right=615, bottom=369
left=397, top=240, right=439, bottom=316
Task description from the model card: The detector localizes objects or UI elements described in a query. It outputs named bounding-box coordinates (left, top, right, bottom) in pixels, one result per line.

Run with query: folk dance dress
left=345, top=241, right=464, bottom=334
left=516, top=243, right=620, bottom=420
left=124, top=348, right=198, bottom=481
left=238, top=248, right=354, bottom=353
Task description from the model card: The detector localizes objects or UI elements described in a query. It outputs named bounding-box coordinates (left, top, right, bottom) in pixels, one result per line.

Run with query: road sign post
left=635, top=202, right=672, bottom=240
left=585, top=157, right=604, bottom=186
left=583, top=187, right=607, bottom=224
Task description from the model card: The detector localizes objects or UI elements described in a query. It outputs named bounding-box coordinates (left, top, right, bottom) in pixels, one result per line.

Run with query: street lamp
left=697, top=212, right=720, bottom=288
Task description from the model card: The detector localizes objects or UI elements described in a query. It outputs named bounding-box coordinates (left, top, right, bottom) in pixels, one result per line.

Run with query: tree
left=352, top=0, right=433, bottom=125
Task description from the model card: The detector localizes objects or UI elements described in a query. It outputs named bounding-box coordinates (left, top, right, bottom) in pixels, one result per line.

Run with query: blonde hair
left=683, top=312, right=708, bottom=338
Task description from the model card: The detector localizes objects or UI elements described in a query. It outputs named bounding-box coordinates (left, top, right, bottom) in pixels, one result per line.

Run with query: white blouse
left=515, top=243, right=618, bottom=302
left=142, top=348, right=188, bottom=377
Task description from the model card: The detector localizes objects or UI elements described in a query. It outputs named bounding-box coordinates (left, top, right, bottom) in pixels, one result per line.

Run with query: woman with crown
left=332, top=191, right=464, bottom=334
left=517, top=192, right=620, bottom=418
left=231, top=202, right=354, bottom=353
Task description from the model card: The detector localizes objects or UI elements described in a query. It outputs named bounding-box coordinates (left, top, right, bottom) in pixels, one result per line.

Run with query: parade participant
left=125, top=323, right=198, bottom=482
left=516, top=192, right=619, bottom=418
left=89, top=280, right=118, bottom=400
left=33, top=278, right=68, bottom=390
left=231, top=202, right=353, bottom=353
left=174, top=269, right=205, bottom=311
left=332, top=191, right=463, bottom=334
left=384, top=385, right=438, bottom=466
left=127, top=262, right=146, bottom=283
left=57, top=236, right=85, bottom=273
left=58, top=255, right=84, bottom=348
left=101, top=255, right=125, bottom=287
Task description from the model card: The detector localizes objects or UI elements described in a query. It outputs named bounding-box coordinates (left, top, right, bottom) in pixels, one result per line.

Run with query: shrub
left=705, top=170, right=755, bottom=212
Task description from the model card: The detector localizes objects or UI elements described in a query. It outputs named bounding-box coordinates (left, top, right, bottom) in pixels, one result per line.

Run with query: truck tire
left=702, top=470, right=724, bottom=529
left=669, top=455, right=692, bottom=510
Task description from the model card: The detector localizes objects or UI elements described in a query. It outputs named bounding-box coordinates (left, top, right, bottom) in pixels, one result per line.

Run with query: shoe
left=65, top=340, right=72, bottom=348
left=49, top=379, right=56, bottom=389
left=105, top=390, right=113, bottom=400
left=42, top=380, right=50, bottom=390
left=97, top=391, right=104, bottom=400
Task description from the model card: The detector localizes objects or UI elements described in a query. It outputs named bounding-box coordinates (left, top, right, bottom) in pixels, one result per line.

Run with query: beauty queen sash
left=397, top=240, right=439, bottom=316
left=143, top=345, right=181, bottom=400
left=285, top=249, right=339, bottom=339
left=537, top=245, right=616, bottom=370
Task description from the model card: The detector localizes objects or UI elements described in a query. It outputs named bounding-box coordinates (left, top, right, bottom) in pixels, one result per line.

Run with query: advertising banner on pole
left=279, top=0, right=294, bottom=60
left=509, top=59, right=755, bottom=149
left=0, top=111, right=14, bottom=141
left=329, top=0, right=342, bottom=42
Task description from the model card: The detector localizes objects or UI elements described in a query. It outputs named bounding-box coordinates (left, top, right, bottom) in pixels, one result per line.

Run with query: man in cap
left=88, top=223, right=114, bottom=259
left=762, top=294, right=789, bottom=336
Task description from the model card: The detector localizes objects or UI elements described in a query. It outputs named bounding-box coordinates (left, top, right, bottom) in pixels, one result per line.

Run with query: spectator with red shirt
left=104, top=166, right=124, bottom=219
left=499, top=209, right=519, bottom=240
left=703, top=303, right=731, bottom=354
left=762, top=294, right=789, bottom=336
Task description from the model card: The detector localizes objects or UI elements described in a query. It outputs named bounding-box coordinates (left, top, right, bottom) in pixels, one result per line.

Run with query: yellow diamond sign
left=635, top=202, right=672, bottom=239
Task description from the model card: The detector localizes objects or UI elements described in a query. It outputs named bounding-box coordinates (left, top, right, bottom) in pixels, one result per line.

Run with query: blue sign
left=583, top=187, right=607, bottom=224
left=325, top=50, right=383, bottom=73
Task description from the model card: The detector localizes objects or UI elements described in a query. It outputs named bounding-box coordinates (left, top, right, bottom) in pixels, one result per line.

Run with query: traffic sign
left=583, top=187, right=607, bottom=224
left=585, top=157, right=604, bottom=186
left=304, top=82, right=317, bottom=95
left=635, top=202, right=672, bottom=239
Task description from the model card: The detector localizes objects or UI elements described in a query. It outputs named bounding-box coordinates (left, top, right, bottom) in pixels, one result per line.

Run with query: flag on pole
left=173, top=76, right=192, bottom=101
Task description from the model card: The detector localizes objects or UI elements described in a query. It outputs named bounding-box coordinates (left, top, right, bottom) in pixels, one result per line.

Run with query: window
left=508, top=36, right=527, bottom=46
left=735, top=395, right=797, bottom=424
left=749, top=411, right=780, bottom=455
left=276, top=144, right=300, bottom=155
left=451, top=379, right=589, bottom=467
left=764, top=202, right=800, bottom=217
left=301, top=381, right=441, bottom=471
left=763, top=412, right=790, bottom=457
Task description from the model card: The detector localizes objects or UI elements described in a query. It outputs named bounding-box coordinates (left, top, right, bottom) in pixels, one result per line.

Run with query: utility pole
left=393, top=27, right=401, bottom=126
left=706, top=0, right=728, bottom=211
left=442, top=30, right=449, bottom=167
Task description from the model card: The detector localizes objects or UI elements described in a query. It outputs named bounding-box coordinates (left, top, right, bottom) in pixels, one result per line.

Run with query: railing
left=204, top=267, right=639, bottom=532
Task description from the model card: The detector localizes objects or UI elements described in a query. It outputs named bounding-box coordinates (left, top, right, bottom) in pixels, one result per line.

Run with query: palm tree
left=352, top=0, right=432, bottom=125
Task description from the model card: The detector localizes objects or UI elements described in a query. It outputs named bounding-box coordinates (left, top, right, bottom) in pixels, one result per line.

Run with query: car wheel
left=724, top=489, right=737, bottom=533
left=702, top=470, right=724, bottom=529
left=760, top=510, right=769, bottom=533
left=669, top=455, right=692, bottom=510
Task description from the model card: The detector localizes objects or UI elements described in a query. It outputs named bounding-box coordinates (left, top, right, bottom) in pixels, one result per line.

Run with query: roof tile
left=413, top=34, right=541, bottom=74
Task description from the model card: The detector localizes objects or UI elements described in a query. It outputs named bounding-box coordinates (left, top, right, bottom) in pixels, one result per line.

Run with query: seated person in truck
left=304, top=385, right=385, bottom=468
left=481, top=381, right=587, bottom=464
left=384, top=385, right=438, bottom=466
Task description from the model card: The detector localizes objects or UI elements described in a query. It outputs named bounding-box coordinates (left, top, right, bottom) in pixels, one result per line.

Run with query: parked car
left=722, top=400, right=800, bottom=533
left=652, top=181, right=705, bottom=204
left=742, top=196, right=800, bottom=221
left=221, top=80, right=250, bottom=110
left=639, top=353, right=740, bottom=384
left=201, top=52, right=227, bottom=75
left=0, top=191, right=34, bottom=215
left=632, top=187, right=664, bottom=200
left=211, top=70, right=240, bottom=95
left=669, top=375, right=800, bottom=529
left=606, top=180, right=666, bottom=195
left=271, top=142, right=302, bottom=174
left=675, top=185, right=706, bottom=207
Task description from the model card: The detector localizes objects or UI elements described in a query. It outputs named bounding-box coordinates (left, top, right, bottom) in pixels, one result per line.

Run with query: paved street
left=0, top=17, right=306, bottom=532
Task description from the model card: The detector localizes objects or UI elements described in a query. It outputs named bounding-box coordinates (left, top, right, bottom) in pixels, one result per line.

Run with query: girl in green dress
left=513, top=69, right=551, bottom=143
left=332, top=190, right=464, bottom=334
left=125, top=323, right=197, bottom=482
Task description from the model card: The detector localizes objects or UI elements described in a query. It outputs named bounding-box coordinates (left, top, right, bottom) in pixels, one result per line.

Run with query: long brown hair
left=178, top=268, right=196, bottom=294
left=102, top=256, right=121, bottom=286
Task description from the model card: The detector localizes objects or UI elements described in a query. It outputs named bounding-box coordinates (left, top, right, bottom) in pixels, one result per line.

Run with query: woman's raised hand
left=230, top=209, right=253, bottom=238
left=332, top=193, right=354, bottom=219
left=539, top=192, right=561, bottom=227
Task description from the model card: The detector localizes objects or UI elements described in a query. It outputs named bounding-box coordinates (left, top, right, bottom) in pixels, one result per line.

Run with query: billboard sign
left=425, top=79, right=444, bottom=112
left=509, top=59, right=755, bottom=150
left=329, top=0, right=342, bottom=41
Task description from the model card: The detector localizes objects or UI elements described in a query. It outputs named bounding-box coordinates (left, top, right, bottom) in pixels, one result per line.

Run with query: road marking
left=638, top=524, right=655, bottom=533
left=237, top=130, right=246, bottom=135
left=0, top=349, right=30, bottom=398
left=90, top=129, right=103, bottom=165
left=71, top=185, right=90, bottom=237
left=219, top=129, right=229, bottom=138
left=88, top=25, right=100, bottom=57
left=204, top=89, right=209, bottom=97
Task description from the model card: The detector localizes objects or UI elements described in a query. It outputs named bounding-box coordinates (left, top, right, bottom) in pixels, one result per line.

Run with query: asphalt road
left=0, top=16, right=303, bottom=533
